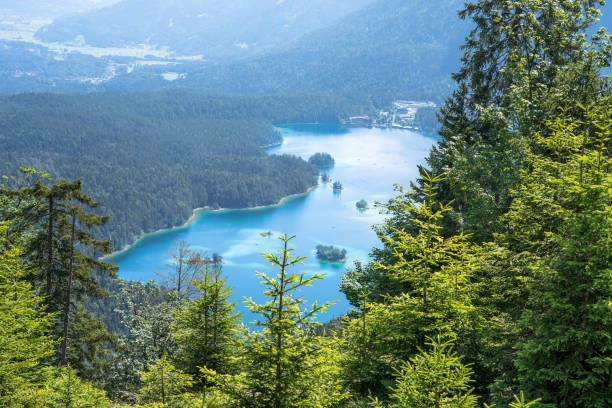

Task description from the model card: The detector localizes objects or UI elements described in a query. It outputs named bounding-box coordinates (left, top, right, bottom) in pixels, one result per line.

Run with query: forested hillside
left=0, top=40, right=123, bottom=94
left=108, top=0, right=469, bottom=101
left=1, top=0, right=467, bottom=100
left=35, top=0, right=375, bottom=58
left=0, top=92, right=373, bottom=249
left=0, top=0, right=119, bottom=18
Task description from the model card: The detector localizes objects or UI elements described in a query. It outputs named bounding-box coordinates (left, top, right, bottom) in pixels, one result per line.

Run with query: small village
left=344, top=100, right=437, bottom=130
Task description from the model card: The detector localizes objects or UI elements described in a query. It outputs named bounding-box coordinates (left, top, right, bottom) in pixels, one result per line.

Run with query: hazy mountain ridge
left=0, top=0, right=120, bottom=19
left=2, top=1, right=607, bottom=100
left=35, top=0, right=375, bottom=59
left=129, top=0, right=469, bottom=101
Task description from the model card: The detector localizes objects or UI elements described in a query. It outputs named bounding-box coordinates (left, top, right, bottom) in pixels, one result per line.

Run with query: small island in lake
left=260, top=231, right=274, bottom=237
left=332, top=181, right=343, bottom=191
left=321, top=173, right=331, bottom=183
left=308, top=152, right=335, bottom=167
left=316, top=244, right=348, bottom=263
left=356, top=199, right=368, bottom=210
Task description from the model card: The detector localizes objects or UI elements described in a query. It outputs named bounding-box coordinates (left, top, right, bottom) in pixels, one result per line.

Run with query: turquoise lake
left=109, top=124, right=436, bottom=320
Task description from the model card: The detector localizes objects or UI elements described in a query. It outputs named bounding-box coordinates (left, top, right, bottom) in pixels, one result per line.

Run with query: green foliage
left=509, top=103, right=612, bottom=407
left=0, top=172, right=118, bottom=379
left=172, top=255, right=240, bottom=378
left=204, top=234, right=347, bottom=407
left=308, top=152, right=335, bottom=167
left=356, top=200, right=369, bottom=210
left=138, top=355, right=195, bottom=407
left=111, top=281, right=183, bottom=392
left=417, top=0, right=610, bottom=242
left=0, top=2, right=610, bottom=406
left=483, top=392, right=542, bottom=408
left=340, top=172, right=483, bottom=399
left=371, top=336, right=478, bottom=408
left=46, top=366, right=110, bottom=408
left=316, top=244, right=348, bottom=262
left=0, top=92, right=342, bottom=249
left=242, top=234, right=342, bottom=407
left=0, top=223, right=56, bottom=406
left=377, top=173, right=479, bottom=340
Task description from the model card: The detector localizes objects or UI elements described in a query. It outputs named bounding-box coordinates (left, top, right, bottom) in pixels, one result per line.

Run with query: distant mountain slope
left=6, top=0, right=607, bottom=98
left=124, top=0, right=469, bottom=102
left=35, top=0, right=375, bottom=59
left=0, top=0, right=120, bottom=19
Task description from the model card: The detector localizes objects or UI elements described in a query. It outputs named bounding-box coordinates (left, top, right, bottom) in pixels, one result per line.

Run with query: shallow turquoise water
left=109, top=124, right=436, bottom=320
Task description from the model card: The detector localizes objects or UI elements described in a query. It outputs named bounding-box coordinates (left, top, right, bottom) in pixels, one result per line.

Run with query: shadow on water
left=275, top=122, right=350, bottom=135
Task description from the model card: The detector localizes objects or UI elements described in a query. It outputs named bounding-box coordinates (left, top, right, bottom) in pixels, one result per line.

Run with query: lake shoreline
left=103, top=185, right=318, bottom=261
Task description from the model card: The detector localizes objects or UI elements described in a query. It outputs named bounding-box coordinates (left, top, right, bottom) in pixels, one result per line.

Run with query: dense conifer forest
left=0, top=1, right=610, bottom=408
left=0, top=92, right=373, bottom=249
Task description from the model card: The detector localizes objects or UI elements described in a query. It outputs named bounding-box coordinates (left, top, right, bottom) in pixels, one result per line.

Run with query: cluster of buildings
left=346, top=100, right=437, bottom=130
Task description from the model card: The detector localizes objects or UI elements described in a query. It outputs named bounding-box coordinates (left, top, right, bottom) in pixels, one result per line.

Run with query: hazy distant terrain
left=0, top=0, right=120, bottom=19
left=35, top=0, right=375, bottom=59
left=160, top=0, right=468, bottom=100
left=1, top=0, right=608, bottom=98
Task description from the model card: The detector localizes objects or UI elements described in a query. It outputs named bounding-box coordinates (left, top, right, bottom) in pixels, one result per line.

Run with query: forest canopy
left=0, top=92, right=373, bottom=249
left=308, top=153, right=335, bottom=167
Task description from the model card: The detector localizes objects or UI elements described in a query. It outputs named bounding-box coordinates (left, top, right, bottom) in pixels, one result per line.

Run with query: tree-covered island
left=356, top=199, right=368, bottom=210
left=316, top=244, right=348, bottom=263
left=308, top=152, right=335, bottom=167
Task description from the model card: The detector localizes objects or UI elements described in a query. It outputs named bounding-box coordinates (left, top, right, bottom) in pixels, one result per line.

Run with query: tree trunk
left=60, top=212, right=76, bottom=366
left=46, top=196, right=54, bottom=296
left=161, top=362, right=166, bottom=405
left=274, top=240, right=288, bottom=408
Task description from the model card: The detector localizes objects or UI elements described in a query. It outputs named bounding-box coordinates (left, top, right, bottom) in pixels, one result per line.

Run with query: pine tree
left=416, top=0, right=610, bottom=241
left=1, top=172, right=118, bottom=373
left=173, top=253, right=240, bottom=378
left=371, top=336, right=478, bottom=408
left=138, top=355, right=195, bottom=407
left=204, top=234, right=347, bottom=407
left=0, top=222, right=56, bottom=406
left=508, top=101, right=612, bottom=406
left=46, top=366, right=109, bottom=408
left=341, top=172, right=483, bottom=399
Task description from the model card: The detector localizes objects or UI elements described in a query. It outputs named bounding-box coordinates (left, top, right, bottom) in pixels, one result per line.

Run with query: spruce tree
left=244, top=234, right=341, bottom=407
left=417, top=0, right=610, bottom=241
left=47, top=366, right=109, bottom=408
left=204, top=234, right=347, bottom=407
left=1, top=172, right=117, bottom=373
left=371, top=336, right=478, bottom=408
left=0, top=223, right=56, bottom=406
left=138, top=355, right=195, bottom=407
left=341, top=172, right=483, bottom=399
left=508, top=102, right=612, bottom=406
left=173, top=253, right=240, bottom=378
